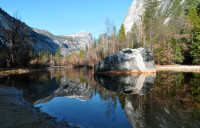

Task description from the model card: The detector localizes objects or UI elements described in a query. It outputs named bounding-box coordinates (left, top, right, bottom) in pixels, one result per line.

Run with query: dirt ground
left=0, top=85, right=77, bottom=128
left=156, top=65, right=200, bottom=73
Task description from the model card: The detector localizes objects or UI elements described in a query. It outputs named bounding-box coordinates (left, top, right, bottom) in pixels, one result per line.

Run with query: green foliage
left=39, top=50, right=44, bottom=60
left=73, top=1, right=200, bottom=66
left=171, top=39, right=185, bottom=63
left=56, top=48, right=61, bottom=66
left=85, top=44, right=88, bottom=51
left=143, top=0, right=159, bottom=51
left=185, top=0, right=200, bottom=13
left=46, top=51, right=50, bottom=62
left=38, top=50, right=51, bottom=63
left=129, top=23, right=140, bottom=48
left=187, top=7, right=200, bottom=28
left=187, top=7, right=200, bottom=64
left=55, top=69, right=62, bottom=85
left=190, top=73, right=200, bottom=101
left=191, top=39, right=200, bottom=64
left=118, top=24, right=126, bottom=43
left=117, top=24, right=126, bottom=50
left=79, top=50, right=85, bottom=59
left=143, top=0, right=159, bottom=29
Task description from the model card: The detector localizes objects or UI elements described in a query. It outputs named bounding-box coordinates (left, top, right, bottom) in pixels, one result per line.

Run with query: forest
left=1, top=0, right=200, bottom=68
left=51, top=0, right=200, bottom=67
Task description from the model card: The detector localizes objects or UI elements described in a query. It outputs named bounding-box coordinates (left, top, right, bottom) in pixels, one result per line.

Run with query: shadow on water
left=0, top=69, right=200, bottom=128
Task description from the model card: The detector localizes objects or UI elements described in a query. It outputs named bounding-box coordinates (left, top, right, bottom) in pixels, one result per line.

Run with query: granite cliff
left=123, top=0, right=187, bottom=33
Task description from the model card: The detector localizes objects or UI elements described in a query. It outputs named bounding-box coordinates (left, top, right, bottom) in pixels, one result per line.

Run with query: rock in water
left=94, top=48, right=156, bottom=73
left=94, top=74, right=156, bottom=95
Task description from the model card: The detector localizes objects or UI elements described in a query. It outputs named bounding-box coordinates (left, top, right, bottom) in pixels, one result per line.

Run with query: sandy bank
left=0, top=85, right=77, bottom=128
left=156, top=65, right=200, bottom=73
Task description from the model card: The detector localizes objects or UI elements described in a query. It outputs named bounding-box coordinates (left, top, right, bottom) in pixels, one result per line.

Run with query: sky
left=0, top=0, right=133, bottom=38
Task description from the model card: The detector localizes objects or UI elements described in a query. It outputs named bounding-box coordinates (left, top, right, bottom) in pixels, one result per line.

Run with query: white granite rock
left=95, top=48, right=156, bottom=73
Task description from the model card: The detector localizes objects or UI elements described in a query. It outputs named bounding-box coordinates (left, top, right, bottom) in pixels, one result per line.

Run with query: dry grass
left=0, top=68, right=39, bottom=77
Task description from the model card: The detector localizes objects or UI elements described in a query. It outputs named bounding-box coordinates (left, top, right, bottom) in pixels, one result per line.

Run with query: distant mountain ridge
left=33, top=28, right=93, bottom=56
left=0, top=8, right=93, bottom=56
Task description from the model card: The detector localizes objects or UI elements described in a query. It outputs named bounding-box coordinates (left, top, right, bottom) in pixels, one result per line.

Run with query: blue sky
left=0, top=0, right=133, bottom=38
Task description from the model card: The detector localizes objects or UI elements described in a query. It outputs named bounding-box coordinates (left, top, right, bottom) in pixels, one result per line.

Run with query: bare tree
left=2, top=13, right=32, bottom=67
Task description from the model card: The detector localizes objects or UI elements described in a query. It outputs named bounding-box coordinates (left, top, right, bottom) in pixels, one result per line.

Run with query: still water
left=0, top=69, right=200, bottom=128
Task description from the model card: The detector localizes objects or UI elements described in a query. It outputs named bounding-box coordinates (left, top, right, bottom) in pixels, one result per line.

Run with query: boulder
left=94, top=48, right=156, bottom=73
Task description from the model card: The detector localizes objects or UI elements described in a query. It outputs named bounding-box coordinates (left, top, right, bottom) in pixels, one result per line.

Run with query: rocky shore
left=0, top=85, right=77, bottom=128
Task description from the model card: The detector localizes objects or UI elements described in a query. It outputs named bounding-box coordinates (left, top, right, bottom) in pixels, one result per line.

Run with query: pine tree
left=129, top=23, right=140, bottom=48
left=188, top=7, right=200, bottom=64
left=143, top=0, right=159, bottom=51
left=85, top=44, right=88, bottom=51
left=191, top=38, right=200, bottom=64
left=118, top=24, right=126, bottom=49
left=47, top=51, right=50, bottom=62
left=79, top=50, right=85, bottom=59
left=187, top=7, right=200, bottom=28
left=56, top=48, right=61, bottom=66
left=39, top=50, right=44, bottom=60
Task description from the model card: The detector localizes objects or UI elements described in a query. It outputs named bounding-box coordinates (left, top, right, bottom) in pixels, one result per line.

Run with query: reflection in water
left=33, top=77, right=93, bottom=105
left=0, top=69, right=200, bottom=128
left=94, top=74, right=156, bottom=95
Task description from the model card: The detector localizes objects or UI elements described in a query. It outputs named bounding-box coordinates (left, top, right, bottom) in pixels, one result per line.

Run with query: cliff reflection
left=28, top=69, right=94, bottom=105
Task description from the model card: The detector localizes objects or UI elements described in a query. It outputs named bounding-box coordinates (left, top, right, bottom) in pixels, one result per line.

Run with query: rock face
left=123, top=0, right=144, bottom=33
left=123, top=0, right=187, bottom=33
left=0, top=8, right=93, bottom=56
left=94, top=48, right=156, bottom=73
left=94, top=74, right=156, bottom=95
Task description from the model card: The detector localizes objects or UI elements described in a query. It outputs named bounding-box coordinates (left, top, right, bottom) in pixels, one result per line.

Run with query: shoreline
left=0, top=65, right=200, bottom=77
left=156, top=65, right=200, bottom=73
left=0, top=85, right=76, bottom=128
left=0, top=68, right=47, bottom=77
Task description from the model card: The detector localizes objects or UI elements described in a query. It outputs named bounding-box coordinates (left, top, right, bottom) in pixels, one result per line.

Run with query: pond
left=0, top=68, right=200, bottom=128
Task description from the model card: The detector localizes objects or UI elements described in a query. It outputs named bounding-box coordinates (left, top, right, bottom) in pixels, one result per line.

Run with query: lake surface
left=0, top=69, right=200, bottom=128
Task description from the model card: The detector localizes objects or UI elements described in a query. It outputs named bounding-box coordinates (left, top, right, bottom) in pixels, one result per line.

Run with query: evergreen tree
left=118, top=24, right=126, bottom=42
left=118, top=24, right=126, bottom=49
left=79, top=50, right=85, bottom=59
left=56, top=48, right=61, bottom=66
left=143, top=0, right=159, bottom=51
left=187, top=7, right=200, bottom=28
left=85, top=44, right=88, bottom=51
left=171, top=39, right=184, bottom=63
left=129, top=23, right=140, bottom=48
left=191, top=35, right=200, bottom=64
left=39, top=50, right=44, bottom=60
left=188, top=7, right=200, bottom=64
left=47, top=51, right=50, bottom=62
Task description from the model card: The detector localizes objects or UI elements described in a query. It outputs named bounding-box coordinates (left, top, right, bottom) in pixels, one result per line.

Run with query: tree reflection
left=0, top=69, right=200, bottom=128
